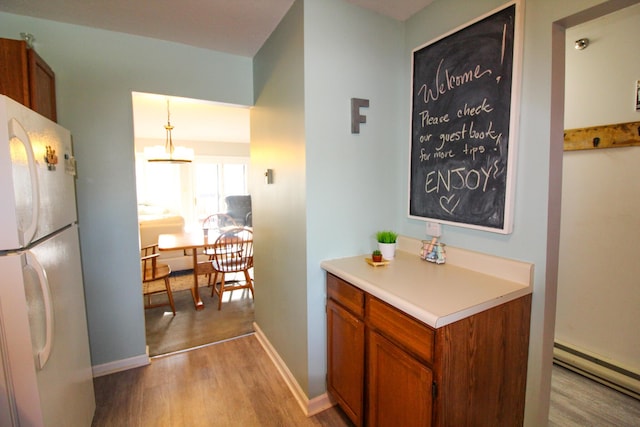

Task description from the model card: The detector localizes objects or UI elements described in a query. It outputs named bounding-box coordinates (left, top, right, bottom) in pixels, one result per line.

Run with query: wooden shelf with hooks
left=564, top=121, right=640, bottom=151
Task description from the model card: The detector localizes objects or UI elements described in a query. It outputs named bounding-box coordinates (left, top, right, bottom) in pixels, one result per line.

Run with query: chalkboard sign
left=409, top=2, right=522, bottom=234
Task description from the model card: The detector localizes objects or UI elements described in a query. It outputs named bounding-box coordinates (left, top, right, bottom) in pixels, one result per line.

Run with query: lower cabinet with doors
left=326, top=273, right=366, bottom=425
left=326, top=272, right=531, bottom=427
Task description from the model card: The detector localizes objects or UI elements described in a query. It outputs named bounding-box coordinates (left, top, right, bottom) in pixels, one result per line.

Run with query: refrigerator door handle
left=24, top=251, right=54, bottom=370
left=9, top=118, right=40, bottom=246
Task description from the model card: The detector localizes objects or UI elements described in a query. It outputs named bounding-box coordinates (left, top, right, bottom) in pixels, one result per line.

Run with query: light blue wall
left=402, top=0, right=636, bottom=424
left=252, top=0, right=405, bottom=399
left=252, top=0, right=309, bottom=392
left=304, top=0, right=405, bottom=397
left=0, top=13, right=253, bottom=366
left=254, top=0, right=640, bottom=424
left=404, top=2, right=551, bottom=423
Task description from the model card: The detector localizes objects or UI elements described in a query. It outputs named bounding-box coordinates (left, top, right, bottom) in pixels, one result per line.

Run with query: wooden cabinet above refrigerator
left=0, top=37, right=57, bottom=122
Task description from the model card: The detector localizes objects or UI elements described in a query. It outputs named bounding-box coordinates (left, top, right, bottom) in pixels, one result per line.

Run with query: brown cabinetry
left=326, top=274, right=365, bottom=426
left=326, top=273, right=531, bottom=427
left=0, top=38, right=57, bottom=122
left=367, top=330, right=433, bottom=427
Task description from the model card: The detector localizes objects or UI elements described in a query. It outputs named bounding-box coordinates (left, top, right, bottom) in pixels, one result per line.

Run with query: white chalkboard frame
left=408, top=0, right=524, bottom=234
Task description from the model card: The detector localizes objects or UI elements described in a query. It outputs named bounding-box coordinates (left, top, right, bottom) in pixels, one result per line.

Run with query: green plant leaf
left=376, top=230, right=397, bottom=244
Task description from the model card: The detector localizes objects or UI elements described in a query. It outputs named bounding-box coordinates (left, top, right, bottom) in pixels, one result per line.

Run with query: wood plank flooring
left=92, top=334, right=353, bottom=427
left=549, top=363, right=640, bottom=427
left=93, top=335, right=640, bottom=426
left=145, top=283, right=254, bottom=356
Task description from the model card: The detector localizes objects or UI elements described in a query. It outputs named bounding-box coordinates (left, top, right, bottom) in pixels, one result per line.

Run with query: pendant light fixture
left=145, top=99, right=194, bottom=163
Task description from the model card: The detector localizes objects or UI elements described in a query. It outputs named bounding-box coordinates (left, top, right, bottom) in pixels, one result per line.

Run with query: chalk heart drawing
left=439, top=194, right=460, bottom=214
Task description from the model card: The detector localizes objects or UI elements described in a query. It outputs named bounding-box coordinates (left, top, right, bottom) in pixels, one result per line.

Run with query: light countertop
left=321, top=236, right=533, bottom=328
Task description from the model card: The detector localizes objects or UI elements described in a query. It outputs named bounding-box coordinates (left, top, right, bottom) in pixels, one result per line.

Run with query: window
left=194, top=158, right=248, bottom=222
left=135, top=154, right=248, bottom=230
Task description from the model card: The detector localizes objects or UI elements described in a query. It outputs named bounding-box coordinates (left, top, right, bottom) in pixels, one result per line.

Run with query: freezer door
left=0, top=225, right=95, bottom=426
left=0, top=95, right=78, bottom=251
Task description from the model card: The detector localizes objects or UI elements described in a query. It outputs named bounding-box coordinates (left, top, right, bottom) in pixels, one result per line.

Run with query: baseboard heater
left=553, top=341, right=640, bottom=400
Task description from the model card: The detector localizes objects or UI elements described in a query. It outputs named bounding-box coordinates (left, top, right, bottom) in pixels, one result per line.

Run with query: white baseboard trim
left=253, top=322, right=335, bottom=417
left=92, top=353, right=150, bottom=378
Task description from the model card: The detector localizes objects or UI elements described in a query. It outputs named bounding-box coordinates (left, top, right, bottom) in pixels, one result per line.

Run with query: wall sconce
left=264, top=169, right=273, bottom=184
left=574, top=38, right=589, bottom=50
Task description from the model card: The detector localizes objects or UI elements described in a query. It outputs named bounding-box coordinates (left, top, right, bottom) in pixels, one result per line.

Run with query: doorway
left=132, top=91, right=255, bottom=356
left=551, top=0, right=640, bottom=409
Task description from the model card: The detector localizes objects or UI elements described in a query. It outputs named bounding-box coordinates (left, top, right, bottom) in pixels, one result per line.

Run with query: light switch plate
left=426, top=221, right=442, bottom=237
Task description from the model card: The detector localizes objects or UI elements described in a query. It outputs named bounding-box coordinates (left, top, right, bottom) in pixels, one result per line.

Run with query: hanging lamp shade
left=145, top=99, right=194, bottom=163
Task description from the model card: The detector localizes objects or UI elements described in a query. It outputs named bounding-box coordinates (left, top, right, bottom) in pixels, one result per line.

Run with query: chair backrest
left=211, top=227, right=253, bottom=273
left=202, top=213, right=238, bottom=232
left=141, top=244, right=162, bottom=282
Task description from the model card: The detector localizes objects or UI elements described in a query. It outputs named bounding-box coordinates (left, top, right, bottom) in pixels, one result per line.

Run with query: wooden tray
left=365, top=257, right=390, bottom=267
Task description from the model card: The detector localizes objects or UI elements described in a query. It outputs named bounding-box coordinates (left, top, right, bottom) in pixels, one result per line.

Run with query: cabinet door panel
left=0, top=38, right=57, bottom=122
left=0, top=39, right=30, bottom=106
left=327, top=299, right=365, bottom=426
left=368, top=331, right=433, bottom=427
left=28, top=49, right=57, bottom=122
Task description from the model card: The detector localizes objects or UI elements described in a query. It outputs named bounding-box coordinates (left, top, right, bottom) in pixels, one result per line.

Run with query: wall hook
left=20, top=32, right=35, bottom=48
left=574, top=38, right=589, bottom=50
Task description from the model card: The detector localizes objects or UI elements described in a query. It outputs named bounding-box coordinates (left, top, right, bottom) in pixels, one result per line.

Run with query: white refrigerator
left=0, top=95, right=95, bottom=426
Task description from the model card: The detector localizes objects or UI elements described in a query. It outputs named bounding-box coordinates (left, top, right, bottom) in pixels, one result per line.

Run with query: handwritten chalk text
left=457, top=98, right=493, bottom=118
left=419, top=110, right=450, bottom=127
left=417, top=59, right=493, bottom=105
left=425, top=163, right=500, bottom=194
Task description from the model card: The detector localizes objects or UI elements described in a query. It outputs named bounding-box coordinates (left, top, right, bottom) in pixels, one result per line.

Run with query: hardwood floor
left=549, top=363, right=640, bottom=427
left=92, top=334, right=353, bottom=427
left=145, top=283, right=254, bottom=356
left=94, top=336, right=640, bottom=426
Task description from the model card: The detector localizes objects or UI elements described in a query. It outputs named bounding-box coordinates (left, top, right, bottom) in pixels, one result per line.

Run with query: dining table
left=157, top=228, right=253, bottom=310
left=157, top=230, right=218, bottom=310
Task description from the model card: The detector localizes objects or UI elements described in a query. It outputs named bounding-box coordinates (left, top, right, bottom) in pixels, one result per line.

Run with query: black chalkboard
left=409, top=2, right=520, bottom=233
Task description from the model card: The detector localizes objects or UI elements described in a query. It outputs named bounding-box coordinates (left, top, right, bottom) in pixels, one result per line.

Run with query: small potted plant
left=376, top=230, right=398, bottom=260
left=371, top=249, right=383, bottom=263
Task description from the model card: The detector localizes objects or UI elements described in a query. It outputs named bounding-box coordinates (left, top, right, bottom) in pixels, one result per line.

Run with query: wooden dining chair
left=209, top=227, right=254, bottom=310
left=141, top=244, right=176, bottom=315
left=202, top=213, right=238, bottom=235
left=202, top=213, right=239, bottom=285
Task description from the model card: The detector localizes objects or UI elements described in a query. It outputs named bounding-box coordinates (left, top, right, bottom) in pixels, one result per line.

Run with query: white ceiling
left=132, top=93, right=251, bottom=143
left=1, top=0, right=435, bottom=142
left=0, top=0, right=435, bottom=57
